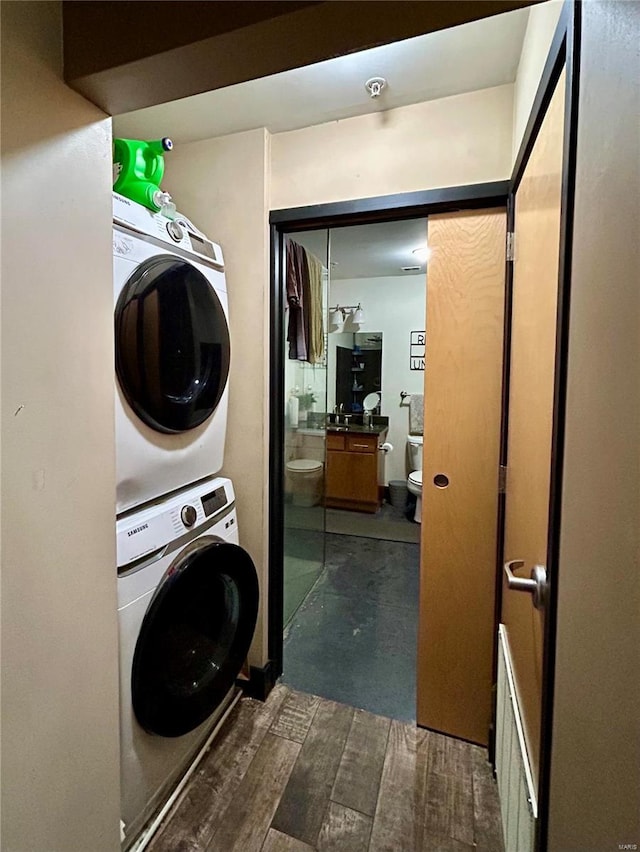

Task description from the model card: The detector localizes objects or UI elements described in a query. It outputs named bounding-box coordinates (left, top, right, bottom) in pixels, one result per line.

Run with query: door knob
left=503, top=559, right=548, bottom=610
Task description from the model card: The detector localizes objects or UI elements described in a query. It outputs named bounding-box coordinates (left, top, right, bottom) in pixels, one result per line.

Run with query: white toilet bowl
left=406, top=434, right=424, bottom=524
left=286, top=458, right=324, bottom=507
left=407, top=470, right=423, bottom=524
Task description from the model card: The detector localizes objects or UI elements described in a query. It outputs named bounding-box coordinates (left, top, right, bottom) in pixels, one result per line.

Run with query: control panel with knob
left=180, top=505, right=197, bottom=527
left=166, top=220, right=184, bottom=242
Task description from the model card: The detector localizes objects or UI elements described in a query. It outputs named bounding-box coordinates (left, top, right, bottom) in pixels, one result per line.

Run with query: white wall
left=163, top=129, right=271, bottom=668
left=512, top=0, right=563, bottom=160
left=329, top=276, right=427, bottom=484
left=549, top=2, right=640, bottom=847
left=271, top=84, right=513, bottom=209
left=0, top=2, right=121, bottom=849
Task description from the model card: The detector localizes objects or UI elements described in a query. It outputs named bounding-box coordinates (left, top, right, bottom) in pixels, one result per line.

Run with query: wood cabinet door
left=326, top=451, right=377, bottom=504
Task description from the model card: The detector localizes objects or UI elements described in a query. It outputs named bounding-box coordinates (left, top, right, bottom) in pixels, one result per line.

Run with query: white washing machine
left=113, top=192, right=231, bottom=514
left=117, top=476, right=258, bottom=849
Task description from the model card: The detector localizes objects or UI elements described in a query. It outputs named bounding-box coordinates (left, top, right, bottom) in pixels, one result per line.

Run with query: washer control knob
left=181, top=505, right=197, bottom=527
left=166, top=221, right=183, bottom=242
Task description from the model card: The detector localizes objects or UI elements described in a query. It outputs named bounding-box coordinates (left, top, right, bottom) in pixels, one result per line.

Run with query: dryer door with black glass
left=115, top=255, right=231, bottom=434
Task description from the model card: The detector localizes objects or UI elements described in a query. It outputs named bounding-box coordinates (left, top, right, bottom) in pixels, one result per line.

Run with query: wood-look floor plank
left=423, top=768, right=474, bottom=846
left=261, top=828, right=314, bottom=852
left=269, top=689, right=321, bottom=743
left=271, top=698, right=354, bottom=846
left=422, top=733, right=475, bottom=847
left=148, top=689, right=503, bottom=852
left=471, top=746, right=505, bottom=852
left=148, top=690, right=288, bottom=851
left=317, top=801, right=372, bottom=852
left=428, top=731, right=474, bottom=779
left=207, top=733, right=300, bottom=852
left=368, top=720, right=431, bottom=852
left=331, top=709, right=390, bottom=817
left=421, top=835, right=475, bottom=851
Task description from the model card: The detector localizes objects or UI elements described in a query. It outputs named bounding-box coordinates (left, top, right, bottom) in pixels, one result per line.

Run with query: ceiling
left=113, top=7, right=529, bottom=143
left=293, top=220, right=429, bottom=280
left=113, top=6, right=532, bottom=282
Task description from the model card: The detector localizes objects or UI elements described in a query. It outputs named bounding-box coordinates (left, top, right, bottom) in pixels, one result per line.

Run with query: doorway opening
left=281, top=219, right=427, bottom=721
left=270, top=184, right=509, bottom=726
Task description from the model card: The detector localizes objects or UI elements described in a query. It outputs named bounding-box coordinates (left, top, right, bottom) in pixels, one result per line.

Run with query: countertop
left=291, top=417, right=389, bottom=437
left=326, top=423, right=388, bottom=436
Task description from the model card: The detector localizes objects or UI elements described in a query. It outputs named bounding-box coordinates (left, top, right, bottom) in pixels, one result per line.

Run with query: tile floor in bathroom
left=285, top=503, right=420, bottom=544
left=147, top=684, right=504, bottom=852
left=283, top=527, right=326, bottom=626
left=282, top=532, right=419, bottom=722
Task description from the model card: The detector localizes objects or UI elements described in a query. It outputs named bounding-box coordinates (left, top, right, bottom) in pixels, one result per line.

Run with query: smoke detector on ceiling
left=365, top=77, right=387, bottom=99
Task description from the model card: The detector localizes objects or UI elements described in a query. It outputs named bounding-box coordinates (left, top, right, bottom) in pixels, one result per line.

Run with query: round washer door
left=115, top=255, right=231, bottom=434
left=132, top=538, right=258, bottom=737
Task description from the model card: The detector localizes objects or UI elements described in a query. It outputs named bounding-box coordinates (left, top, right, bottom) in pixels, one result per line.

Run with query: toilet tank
left=407, top=434, right=423, bottom=471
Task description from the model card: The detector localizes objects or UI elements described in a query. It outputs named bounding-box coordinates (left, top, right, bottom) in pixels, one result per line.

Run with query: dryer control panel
left=116, top=476, right=235, bottom=569
left=113, top=192, right=224, bottom=268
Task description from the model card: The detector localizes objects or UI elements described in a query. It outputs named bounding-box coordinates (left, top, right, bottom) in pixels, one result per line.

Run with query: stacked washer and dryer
left=113, top=192, right=258, bottom=849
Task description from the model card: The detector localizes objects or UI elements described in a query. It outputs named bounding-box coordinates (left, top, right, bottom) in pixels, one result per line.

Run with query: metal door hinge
left=506, top=231, right=515, bottom=262
left=498, top=465, right=507, bottom=493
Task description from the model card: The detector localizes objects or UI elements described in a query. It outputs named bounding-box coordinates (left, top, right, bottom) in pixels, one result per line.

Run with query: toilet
left=286, top=458, right=324, bottom=507
left=406, top=435, right=423, bottom=523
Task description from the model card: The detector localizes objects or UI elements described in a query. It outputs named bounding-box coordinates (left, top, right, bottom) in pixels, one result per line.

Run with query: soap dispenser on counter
left=287, top=390, right=299, bottom=428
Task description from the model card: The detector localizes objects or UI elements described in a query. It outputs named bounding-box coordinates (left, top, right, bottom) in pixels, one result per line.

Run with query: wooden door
left=418, top=208, right=506, bottom=745
left=500, top=70, right=566, bottom=801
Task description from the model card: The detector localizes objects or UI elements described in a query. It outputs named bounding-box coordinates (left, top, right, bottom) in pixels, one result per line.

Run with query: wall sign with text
left=410, top=331, right=426, bottom=371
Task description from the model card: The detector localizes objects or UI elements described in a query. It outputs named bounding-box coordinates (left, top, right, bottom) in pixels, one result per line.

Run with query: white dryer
left=113, top=192, right=231, bottom=514
left=117, top=476, right=258, bottom=849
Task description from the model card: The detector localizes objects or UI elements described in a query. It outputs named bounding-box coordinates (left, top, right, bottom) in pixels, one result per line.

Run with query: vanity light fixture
left=329, top=303, right=365, bottom=331
left=352, top=304, right=365, bottom=325
left=329, top=307, right=344, bottom=332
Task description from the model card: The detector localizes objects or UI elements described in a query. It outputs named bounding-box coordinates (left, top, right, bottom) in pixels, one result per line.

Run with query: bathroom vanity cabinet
left=325, top=428, right=387, bottom=513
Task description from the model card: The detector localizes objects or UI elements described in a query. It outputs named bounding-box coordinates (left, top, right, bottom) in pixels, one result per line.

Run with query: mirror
left=332, top=332, right=382, bottom=413
left=363, top=391, right=380, bottom=412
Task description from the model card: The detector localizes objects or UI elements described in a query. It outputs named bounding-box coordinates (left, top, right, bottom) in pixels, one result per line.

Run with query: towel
left=306, top=251, right=324, bottom=364
left=286, top=239, right=309, bottom=361
left=409, top=394, right=424, bottom=435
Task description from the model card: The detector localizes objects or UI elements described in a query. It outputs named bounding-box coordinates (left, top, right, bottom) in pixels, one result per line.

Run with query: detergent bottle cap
left=153, top=190, right=177, bottom=220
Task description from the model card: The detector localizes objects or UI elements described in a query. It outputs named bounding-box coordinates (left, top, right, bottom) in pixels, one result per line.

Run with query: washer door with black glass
left=132, top=538, right=259, bottom=737
left=115, top=255, right=231, bottom=434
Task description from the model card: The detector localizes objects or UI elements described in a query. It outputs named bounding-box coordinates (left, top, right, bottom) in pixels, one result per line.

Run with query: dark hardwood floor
left=147, top=685, right=504, bottom=852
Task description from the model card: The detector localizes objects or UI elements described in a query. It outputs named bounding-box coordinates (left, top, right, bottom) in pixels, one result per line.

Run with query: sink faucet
left=334, top=403, right=344, bottom=424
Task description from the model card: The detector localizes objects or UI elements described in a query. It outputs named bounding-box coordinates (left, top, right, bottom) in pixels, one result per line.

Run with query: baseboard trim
left=238, top=661, right=277, bottom=701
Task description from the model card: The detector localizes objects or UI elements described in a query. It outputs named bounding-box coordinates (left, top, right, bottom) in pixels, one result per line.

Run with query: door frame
left=268, top=181, right=509, bottom=681
left=493, top=3, right=581, bottom=850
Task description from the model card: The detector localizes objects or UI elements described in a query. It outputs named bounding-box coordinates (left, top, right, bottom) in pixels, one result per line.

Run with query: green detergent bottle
left=113, top=137, right=175, bottom=215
